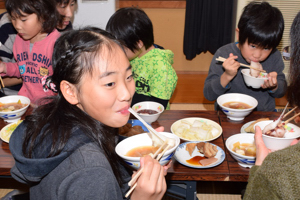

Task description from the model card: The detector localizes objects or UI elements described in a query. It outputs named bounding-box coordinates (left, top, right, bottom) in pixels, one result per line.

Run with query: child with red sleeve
left=0, top=0, right=60, bottom=105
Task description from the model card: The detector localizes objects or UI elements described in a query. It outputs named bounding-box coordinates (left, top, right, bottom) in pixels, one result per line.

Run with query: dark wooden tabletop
left=0, top=108, right=283, bottom=184
left=152, top=110, right=229, bottom=181
left=0, top=106, right=33, bottom=176
left=218, top=110, right=281, bottom=181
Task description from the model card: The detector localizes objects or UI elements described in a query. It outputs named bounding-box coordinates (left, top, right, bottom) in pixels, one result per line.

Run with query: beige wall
left=0, top=8, right=214, bottom=72
left=144, top=8, right=213, bottom=72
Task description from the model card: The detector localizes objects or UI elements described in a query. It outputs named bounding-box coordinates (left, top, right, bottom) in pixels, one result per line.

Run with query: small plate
left=174, top=142, right=225, bottom=169
left=0, top=120, right=22, bottom=143
left=240, top=121, right=255, bottom=133
left=128, top=119, right=149, bottom=132
left=171, top=117, right=222, bottom=142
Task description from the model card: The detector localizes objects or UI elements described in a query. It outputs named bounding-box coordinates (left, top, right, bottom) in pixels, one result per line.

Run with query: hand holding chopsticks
left=125, top=140, right=169, bottom=198
left=125, top=108, right=175, bottom=198
left=216, top=56, right=266, bottom=73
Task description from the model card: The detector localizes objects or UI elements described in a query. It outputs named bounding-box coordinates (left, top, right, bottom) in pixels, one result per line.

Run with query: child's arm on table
left=220, top=53, right=240, bottom=88
left=2, top=77, right=22, bottom=87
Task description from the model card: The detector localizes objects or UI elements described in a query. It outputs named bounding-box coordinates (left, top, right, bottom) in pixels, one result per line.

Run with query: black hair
left=23, top=27, right=126, bottom=186
left=106, top=7, right=154, bottom=52
left=238, top=1, right=284, bottom=50
left=287, top=12, right=300, bottom=107
left=56, top=0, right=77, bottom=4
left=55, top=0, right=77, bottom=29
left=5, top=0, right=59, bottom=34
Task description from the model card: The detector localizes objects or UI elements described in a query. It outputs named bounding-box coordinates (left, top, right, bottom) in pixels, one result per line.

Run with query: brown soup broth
left=125, top=146, right=159, bottom=157
left=223, top=101, right=252, bottom=109
left=137, top=109, right=158, bottom=114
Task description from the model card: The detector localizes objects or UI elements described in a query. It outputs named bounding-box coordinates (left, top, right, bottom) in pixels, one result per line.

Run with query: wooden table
left=152, top=110, right=229, bottom=182
left=0, top=109, right=281, bottom=198
left=218, top=110, right=280, bottom=182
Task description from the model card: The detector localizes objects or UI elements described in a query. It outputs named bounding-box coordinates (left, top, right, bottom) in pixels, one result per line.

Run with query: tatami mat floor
left=0, top=189, right=13, bottom=198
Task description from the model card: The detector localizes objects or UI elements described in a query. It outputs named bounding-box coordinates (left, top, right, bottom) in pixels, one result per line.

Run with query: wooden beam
left=118, top=1, right=186, bottom=9
left=0, top=0, right=4, bottom=9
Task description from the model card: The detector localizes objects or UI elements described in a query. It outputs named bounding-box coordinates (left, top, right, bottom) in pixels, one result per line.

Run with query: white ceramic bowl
left=225, top=133, right=256, bottom=168
left=217, top=93, right=258, bottom=121
left=115, top=132, right=180, bottom=170
left=241, top=69, right=268, bottom=89
left=254, top=120, right=300, bottom=151
left=0, top=95, right=30, bottom=123
left=132, top=101, right=164, bottom=123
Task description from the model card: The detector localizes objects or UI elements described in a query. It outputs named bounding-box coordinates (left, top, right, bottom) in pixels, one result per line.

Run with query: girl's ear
left=60, top=80, right=79, bottom=105
left=137, top=40, right=144, bottom=49
left=235, top=28, right=239, bottom=41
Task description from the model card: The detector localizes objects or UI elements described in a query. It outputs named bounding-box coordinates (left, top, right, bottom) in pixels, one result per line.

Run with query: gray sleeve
left=266, top=50, right=287, bottom=98
left=58, top=167, right=125, bottom=200
left=203, top=49, right=231, bottom=101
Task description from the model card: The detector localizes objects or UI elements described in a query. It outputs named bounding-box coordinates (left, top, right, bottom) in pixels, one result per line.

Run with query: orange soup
left=125, top=146, right=159, bottom=157
left=0, top=100, right=28, bottom=112
left=223, top=101, right=252, bottom=109
left=232, top=142, right=256, bottom=157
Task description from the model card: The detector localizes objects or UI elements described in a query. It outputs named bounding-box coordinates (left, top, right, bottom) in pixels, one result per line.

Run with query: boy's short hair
left=106, top=7, right=154, bottom=52
left=5, top=0, right=59, bottom=34
left=238, top=1, right=284, bottom=50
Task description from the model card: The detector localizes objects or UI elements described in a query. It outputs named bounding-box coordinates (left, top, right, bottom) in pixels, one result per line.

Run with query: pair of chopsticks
left=216, top=56, right=266, bottom=73
left=125, top=140, right=171, bottom=198
left=0, top=76, right=5, bottom=93
left=128, top=108, right=165, bottom=144
left=126, top=108, right=174, bottom=198
left=282, top=106, right=300, bottom=124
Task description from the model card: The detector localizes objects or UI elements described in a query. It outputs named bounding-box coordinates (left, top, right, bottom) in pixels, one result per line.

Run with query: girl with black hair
left=0, top=0, right=60, bottom=105
left=9, top=27, right=167, bottom=200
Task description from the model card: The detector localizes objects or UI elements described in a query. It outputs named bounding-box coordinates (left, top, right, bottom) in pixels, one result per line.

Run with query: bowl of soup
left=115, top=132, right=180, bottom=170
left=241, top=69, right=268, bottom=89
left=225, top=133, right=256, bottom=168
left=217, top=93, right=258, bottom=121
left=0, top=95, right=30, bottom=123
left=132, top=101, right=164, bottom=124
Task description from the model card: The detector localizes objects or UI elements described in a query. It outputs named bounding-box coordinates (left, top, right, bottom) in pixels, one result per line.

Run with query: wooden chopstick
left=283, top=112, right=300, bottom=124
left=216, top=56, right=266, bottom=73
left=128, top=140, right=168, bottom=186
left=0, top=76, right=4, bottom=89
left=125, top=141, right=169, bottom=198
left=155, top=143, right=172, bottom=161
left=128, top=108, right=165, bottom=144
left=283, top=106, right=298, bottom=119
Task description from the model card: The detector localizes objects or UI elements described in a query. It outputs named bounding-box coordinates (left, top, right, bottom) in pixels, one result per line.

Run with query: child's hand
left=131, top=155, right=166, bottom=200
left=0, top=61, right=7, bottom=73
left=220, top=53, right=240, bottom=88
left=261, top=72, right=278, bottom=90
left=222, top=53, right=240, bottom=78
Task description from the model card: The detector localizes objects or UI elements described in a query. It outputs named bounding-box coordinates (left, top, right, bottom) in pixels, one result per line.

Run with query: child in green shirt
left=106, top=7, right=178, bottom=109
